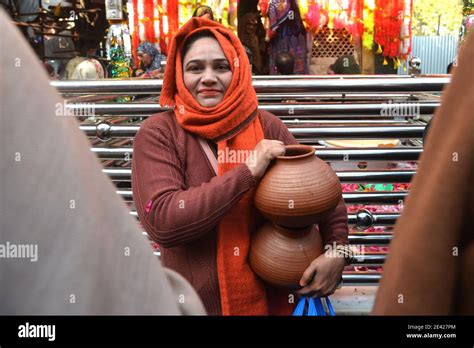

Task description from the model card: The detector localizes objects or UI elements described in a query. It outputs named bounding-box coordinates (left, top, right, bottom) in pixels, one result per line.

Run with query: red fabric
left=157, top=0, right=167, bottom=54
left=132, top=0, right=139, bottom=68
left=160, top=17, right=292, bottom=315
left=143, top=0, right=155, bottom=43
left=166, top=0, right=179, bottom=55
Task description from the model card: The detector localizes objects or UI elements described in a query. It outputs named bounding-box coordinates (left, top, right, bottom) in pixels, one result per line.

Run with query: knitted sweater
left=132, top=109, right=349, bottom=315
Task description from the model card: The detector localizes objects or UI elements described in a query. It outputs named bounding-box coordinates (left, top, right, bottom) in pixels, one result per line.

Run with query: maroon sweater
left=132, top=110, right=349, bottom=315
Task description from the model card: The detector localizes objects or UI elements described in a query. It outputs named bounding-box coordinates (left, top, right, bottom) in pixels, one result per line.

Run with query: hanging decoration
left=127, top=0, right=239, bottom=66
left=373, top=0, right=412, bottom=63
left=398, top=0, right=412, bottom=62
left=299, top=0, right=363, bottom=39
left=362, top=0, right=375, bottom=51
left=127, top=0, right=141, bottom=67
left=374, top=0, right=403, bottom=59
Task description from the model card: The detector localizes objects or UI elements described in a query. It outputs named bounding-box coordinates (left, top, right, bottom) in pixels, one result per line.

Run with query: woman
left=132, top=17, right=349, bottom=315
left=267, top=0, right=308, bottom=74
left=137, top=42, right=166, bottom=78
left=192, top=5, right=214, bottom=20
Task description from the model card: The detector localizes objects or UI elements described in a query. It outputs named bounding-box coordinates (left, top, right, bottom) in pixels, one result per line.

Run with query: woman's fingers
left=299, top=259, right=318, bottom=287
left=246, top=140, right=286, bottom=179
left=295, top=283, right=323, bottom=297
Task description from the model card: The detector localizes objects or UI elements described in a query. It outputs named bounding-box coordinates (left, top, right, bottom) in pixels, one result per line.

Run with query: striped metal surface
left=398, top=35, right=459, bottom=74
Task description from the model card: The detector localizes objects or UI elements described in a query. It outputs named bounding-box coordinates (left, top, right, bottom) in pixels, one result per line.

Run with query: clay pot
left=254, top=145, right=342, bottom=228
left=249, top=222, right=324, bottom=289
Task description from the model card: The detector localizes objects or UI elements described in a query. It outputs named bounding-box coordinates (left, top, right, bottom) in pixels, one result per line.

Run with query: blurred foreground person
left=373, top=32, right=474, bottom=315
left=0, top=9, right=205, bottom=315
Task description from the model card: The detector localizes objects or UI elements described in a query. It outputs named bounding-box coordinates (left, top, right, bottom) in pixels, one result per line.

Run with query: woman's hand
left=245, top=139, right=285, bottom=179
left=295, top=253, right=346, bottom=298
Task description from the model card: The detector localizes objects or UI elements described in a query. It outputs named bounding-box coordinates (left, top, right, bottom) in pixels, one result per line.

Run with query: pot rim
left=277, top=145, right=315, bottom=160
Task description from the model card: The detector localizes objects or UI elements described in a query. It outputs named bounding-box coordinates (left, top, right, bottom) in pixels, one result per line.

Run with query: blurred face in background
left=137, top=51, right=152, bottom=69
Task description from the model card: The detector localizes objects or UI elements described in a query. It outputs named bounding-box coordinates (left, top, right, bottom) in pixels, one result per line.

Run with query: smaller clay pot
left=249, top=222, right=324, bottom=289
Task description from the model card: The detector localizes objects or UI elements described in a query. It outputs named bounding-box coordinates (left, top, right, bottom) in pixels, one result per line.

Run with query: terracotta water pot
left=249, top=222, right=324, bottom=289
left=254, top=145, right=342, bottom=228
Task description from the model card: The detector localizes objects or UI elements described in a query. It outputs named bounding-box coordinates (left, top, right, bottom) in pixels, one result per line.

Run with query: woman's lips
left=198, top=89, right=221, bottom=97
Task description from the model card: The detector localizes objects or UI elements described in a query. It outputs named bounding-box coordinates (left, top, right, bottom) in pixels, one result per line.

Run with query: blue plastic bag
left=292, top=296, right=336, bottom=316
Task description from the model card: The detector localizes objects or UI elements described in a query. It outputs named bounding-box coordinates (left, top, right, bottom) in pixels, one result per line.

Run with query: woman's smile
left=198, top=88, right=222, bottom=97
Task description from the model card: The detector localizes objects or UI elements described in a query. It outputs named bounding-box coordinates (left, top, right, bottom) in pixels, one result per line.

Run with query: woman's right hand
left=245, top=139, right=286, bottom=179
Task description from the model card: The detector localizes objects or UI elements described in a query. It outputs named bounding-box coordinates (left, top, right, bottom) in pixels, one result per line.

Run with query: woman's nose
left=201, top=67, right=218, bottom=85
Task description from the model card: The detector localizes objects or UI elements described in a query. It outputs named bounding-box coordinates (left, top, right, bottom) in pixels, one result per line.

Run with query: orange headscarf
left=160, top=17, right=291, bottom=315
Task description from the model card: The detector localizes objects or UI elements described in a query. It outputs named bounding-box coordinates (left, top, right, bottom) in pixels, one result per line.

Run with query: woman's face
left=138, top=51, right=152, bottom=68
left=182, top=37, right=232, bottom=108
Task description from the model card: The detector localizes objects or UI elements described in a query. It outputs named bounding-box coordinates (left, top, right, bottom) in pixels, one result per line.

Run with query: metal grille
left=311, top=26, right=355, bottom=58
left=398, top=35, right=459, bottom=74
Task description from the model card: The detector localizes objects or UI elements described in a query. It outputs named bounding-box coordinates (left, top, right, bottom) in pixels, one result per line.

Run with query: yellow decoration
left=383, top=57, right=388, bottom=65
left=362, top=0, right=375, bottom=51
left=156, top=4, right=164, bottom=15
left=376, top=44, right=382, bottom=54
left=299, top=0, right=309, bottom=18
left=394, top=57, right=401, bottom=69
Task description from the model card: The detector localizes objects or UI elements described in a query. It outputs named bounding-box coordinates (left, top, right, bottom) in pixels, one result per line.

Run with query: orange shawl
left=160, top=17, right=291, bottom=315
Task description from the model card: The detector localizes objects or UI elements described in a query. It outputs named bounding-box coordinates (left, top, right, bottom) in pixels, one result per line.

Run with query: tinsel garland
left=109, top=43, right=131, bottom=78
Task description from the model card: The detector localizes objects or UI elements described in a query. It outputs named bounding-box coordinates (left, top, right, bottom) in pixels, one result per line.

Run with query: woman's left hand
left=295, top=253, right=346, bottom=297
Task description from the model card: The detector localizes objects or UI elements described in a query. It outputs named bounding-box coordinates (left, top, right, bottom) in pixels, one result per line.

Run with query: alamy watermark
left=55, top=100, right=95, bottom=117
left=217, top=148, right=257, bottom=167
left=380, top=100, right=420, bottom=119
left=0, top=241, right=38, bottom=262
left=324, top=242, right=365, bottom=261
left=18, top=322, right=55, bottom=341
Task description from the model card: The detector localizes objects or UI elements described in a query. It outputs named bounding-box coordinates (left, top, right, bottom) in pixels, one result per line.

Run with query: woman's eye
left=217, top=64, right=230, bottom=71
left=187, top=66, right=202, bottom=72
